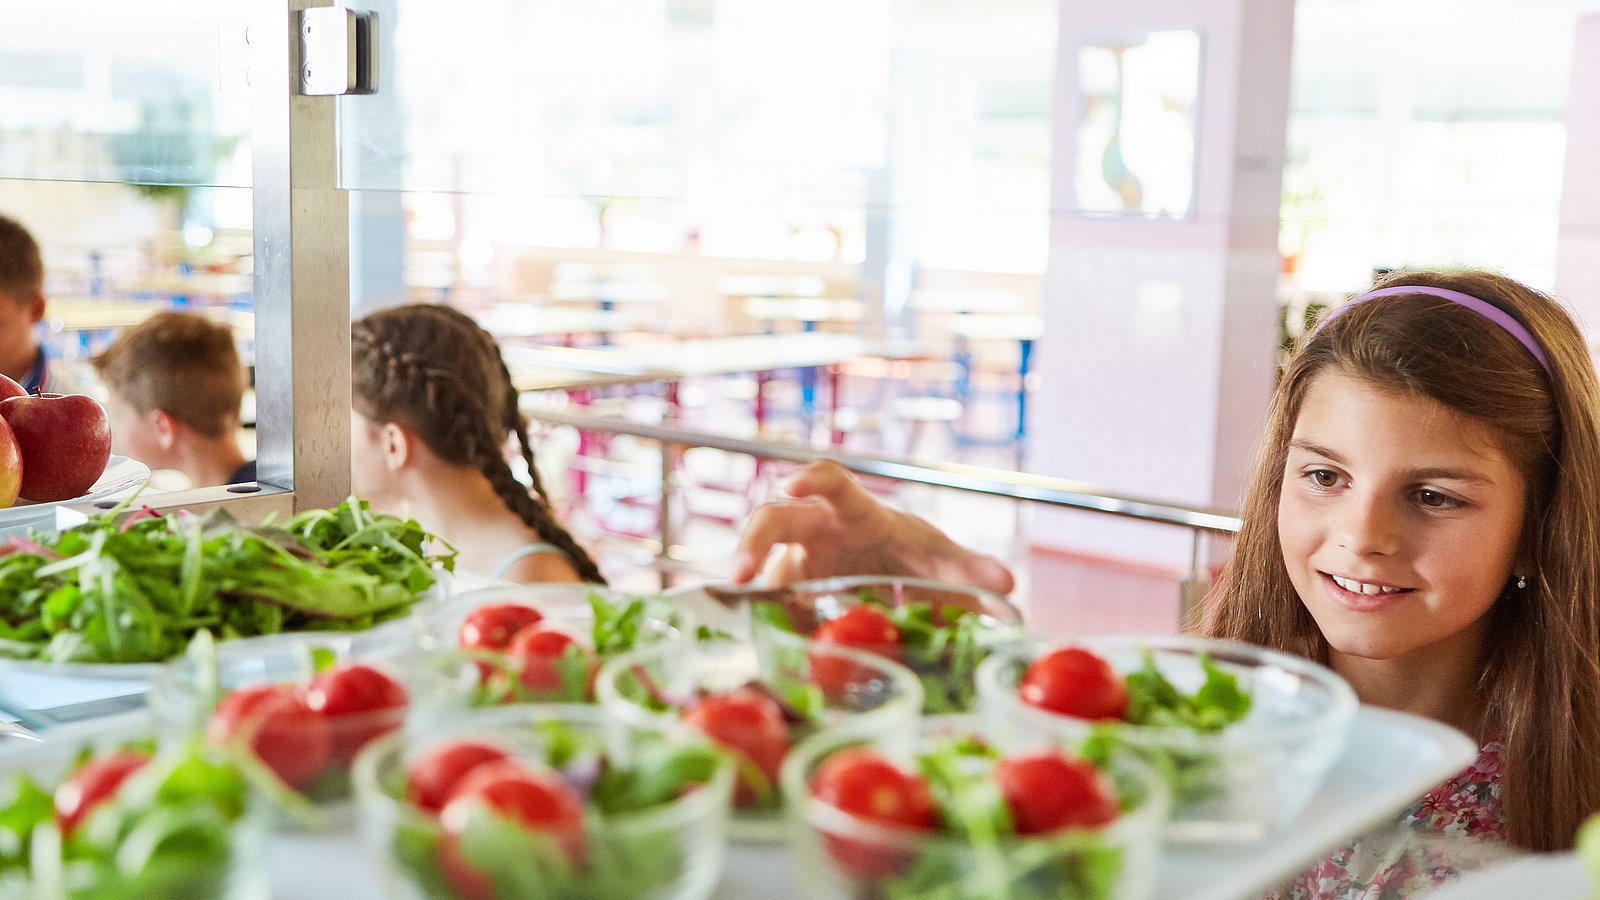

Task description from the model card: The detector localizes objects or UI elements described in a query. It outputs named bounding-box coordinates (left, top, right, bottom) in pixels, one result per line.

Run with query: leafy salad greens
left=1081, top=649, right=1252, bottom=807
left=390, top=720, right=729, bottom=899
left=850, top=735, right=1123, bottom=900
left=755, top=592, right=1020, bottom=714
left=0, top=739, right=253, bottom=900
left=0, top=497, right=452, bottom=664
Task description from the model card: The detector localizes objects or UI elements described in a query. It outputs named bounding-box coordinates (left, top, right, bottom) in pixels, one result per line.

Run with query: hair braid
left=352, top=304, right=607, bottom=584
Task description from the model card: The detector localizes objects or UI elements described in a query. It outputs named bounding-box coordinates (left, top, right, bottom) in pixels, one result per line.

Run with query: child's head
left=0, top=213, right=45, bottom=368
left=91, top=311, right=246, bottom=465
left=1206, top=269, right=1600, bottom=850
left=350, top=304, right=605, bottom=584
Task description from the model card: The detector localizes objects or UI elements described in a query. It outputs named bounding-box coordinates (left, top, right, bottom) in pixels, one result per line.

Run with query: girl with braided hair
left=351, top=304, right=606, bottom=584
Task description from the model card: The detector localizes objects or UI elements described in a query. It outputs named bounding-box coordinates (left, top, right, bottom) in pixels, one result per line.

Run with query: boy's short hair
left=0, top=214, right=44, bottom=301
left=92, top=312, right=245, bottom=439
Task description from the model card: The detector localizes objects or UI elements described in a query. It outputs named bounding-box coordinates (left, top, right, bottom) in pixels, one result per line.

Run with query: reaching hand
left=731, top=460, right=1016, bottom=595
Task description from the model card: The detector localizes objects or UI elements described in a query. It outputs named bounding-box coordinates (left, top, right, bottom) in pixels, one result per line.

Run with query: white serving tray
left=263, top=705, right=1473, bottom=899
left=0, top=701, right=1475, bottom=899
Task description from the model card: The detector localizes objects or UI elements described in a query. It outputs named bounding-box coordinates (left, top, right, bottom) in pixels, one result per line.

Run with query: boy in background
left=0, top=213, right=80, bottom=393
left=92, top=311, right=255, bottom=487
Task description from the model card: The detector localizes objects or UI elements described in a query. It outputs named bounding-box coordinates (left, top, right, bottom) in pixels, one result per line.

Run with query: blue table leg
left=1015, top=338, right=1034, bottom=444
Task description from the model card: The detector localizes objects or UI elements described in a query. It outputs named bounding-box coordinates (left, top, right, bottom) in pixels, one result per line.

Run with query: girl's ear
left=381, top=422, right=413, bottom=473
left=150, top=409, right=179, bottom=451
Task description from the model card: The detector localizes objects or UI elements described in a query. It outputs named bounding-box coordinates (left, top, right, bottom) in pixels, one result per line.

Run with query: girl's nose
left=1334, top=491, right=1401, bottom=556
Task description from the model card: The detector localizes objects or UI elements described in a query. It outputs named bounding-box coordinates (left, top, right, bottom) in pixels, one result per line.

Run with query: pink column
left=1556, top=14, right=1600, bottom=332
left=1027, top=0, right=1293, bottom=576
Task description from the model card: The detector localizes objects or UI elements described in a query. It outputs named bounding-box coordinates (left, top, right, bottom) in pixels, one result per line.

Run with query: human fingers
left=731, top=499, right=840, bottom=584
left=779, top=459, right=887, bottom=524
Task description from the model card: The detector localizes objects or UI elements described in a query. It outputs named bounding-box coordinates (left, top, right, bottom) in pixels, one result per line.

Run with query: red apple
left=0, top=394, right=111, bottom=502
left=0, top=374, right=25, bottom=403
left=0, top=416, right=20, bottom=508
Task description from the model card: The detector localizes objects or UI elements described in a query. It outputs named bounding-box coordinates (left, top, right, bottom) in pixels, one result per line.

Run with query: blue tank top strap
left=489, top=542, right=564, bottom=580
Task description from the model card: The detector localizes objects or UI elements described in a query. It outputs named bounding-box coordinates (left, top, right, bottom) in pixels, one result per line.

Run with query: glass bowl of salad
left=781, top=714, right=1168, bottom=900
left=351, top=703, right=734, bottom=900
left=149, top=631, right=465, bottom=830
left=0, top=732, right=268, bottom=899
left=414, top=585, right=694, bottom=706
left=745, top=576, right=1025, bottom=714
left=595, top=636, right=924, bottom=842
left=975, top=634, right=1358, bottom=843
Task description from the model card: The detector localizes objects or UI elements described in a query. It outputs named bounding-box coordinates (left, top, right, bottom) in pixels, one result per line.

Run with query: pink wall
left=1028, top=0, right=1294, bottom=569
left=1557, top=14, right=1600, bottom=337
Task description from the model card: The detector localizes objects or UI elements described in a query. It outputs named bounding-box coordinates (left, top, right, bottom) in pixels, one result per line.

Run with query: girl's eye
left=1415, top=489, right=1461, bottom=509
left=1307, top=469, right=1340, bottom=488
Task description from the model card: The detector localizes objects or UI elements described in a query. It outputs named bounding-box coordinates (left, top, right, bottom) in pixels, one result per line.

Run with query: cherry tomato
left=406, top=740, right=513, bottom=814
left=680, top=688, right=790, bottom=807
left=441, top=760, right=587, bottom=867
left=54, top=750, right=151, bottom=836
left=306, top=663, right=410, bottom=762
left=207, top=684, right=333, bottom=790
left=809, top=606, right=901, bottom=697
left=458, top=603, right=544, bottom=652
left=1017, top=647, right=1129, bottom=721
left=995, top=752, right=1119, bottom=834
left=808, top=747, right=937, bottom=880
left=506, top=624, right=592, bottom=697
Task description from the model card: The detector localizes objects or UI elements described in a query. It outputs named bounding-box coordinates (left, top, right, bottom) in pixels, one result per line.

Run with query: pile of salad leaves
left=756, top=593, right=1019, bottom=714
left=0, top=497, right=452, bottom=665
left=472, top=592, right=693, bottom=706
left=391, top=720, right=729, bottom=899
left=1081, top=650, right=1252, bottom=807
left=856, top=735, right=1122, bottom=900
left=0, top=740, right=252, bottom=899
left=1579, top=811, right=1600, bottom=890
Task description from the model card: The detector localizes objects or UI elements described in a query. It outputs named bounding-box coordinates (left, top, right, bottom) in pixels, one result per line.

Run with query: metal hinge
left=299, top=7, right=378, bottom=96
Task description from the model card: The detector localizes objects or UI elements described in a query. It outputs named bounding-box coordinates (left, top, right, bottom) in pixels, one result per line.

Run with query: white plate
left=0, top=455, right=151, bottom=533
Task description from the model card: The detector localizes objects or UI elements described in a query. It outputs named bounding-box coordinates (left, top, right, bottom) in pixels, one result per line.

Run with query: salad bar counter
left=0, top=505, right=1548, bottom=899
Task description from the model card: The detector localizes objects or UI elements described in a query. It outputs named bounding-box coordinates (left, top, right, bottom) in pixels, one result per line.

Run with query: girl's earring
left=1516, top=574, right=1528, bottom=590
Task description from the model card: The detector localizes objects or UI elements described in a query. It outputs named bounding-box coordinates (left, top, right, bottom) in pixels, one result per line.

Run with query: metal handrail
left=525, top=407, right=1243, bottom=534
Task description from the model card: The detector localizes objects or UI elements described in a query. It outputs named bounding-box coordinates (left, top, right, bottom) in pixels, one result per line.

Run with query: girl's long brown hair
left=351, top=304, right=607, bottom=584
left=1199, top=269, right=1600, bottom=851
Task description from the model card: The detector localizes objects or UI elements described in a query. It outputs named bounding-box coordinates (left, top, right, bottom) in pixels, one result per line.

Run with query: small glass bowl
left=749, top=576, right=1025, bottom=714
left=149, top=632, right=461, bottom=830
left=351, top=704, right=734, bottom=900
left=975, top=634, right=1358, bottom=843
left=781, top=715, right=1168, bottom=900
left=0, top=731, right=270, bottom=899
left=415, top=585, right=693, bottom=706
left=595, top=636, right=923, bottom=842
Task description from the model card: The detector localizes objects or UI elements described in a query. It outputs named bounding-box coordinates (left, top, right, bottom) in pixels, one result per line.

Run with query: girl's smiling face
left=1278, top=370, right=1528, bottom=662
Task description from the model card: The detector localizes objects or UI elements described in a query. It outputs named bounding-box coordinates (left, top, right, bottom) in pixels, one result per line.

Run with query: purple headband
left=1317, top=285, right=1551, bottom=375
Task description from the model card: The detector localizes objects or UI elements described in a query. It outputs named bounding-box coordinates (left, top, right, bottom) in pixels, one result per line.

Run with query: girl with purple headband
left=732, top=269, right=1600, bottom=895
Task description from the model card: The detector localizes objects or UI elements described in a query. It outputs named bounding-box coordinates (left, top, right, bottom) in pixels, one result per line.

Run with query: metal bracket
left=299, top=7, right=378, bottom=96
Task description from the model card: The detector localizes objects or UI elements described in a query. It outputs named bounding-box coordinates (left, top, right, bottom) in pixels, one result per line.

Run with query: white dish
left=0, top=454, right=150, bottom=533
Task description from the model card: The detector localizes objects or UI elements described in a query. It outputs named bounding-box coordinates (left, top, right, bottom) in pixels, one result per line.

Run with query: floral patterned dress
left=1265, top=741, right=1512, bottom=899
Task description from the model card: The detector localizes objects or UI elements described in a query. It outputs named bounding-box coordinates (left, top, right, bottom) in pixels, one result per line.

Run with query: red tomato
left=207, top=684, right=333, bottom=790
left=680, top=688, right=790, bottom=807
left=306, top=663, right=410, bottom=762
left=405, top=740, right=513, bottom=814
left=54, top=750, right=151, bottom=836
left=458, top=603, right=544, bottom=652
left=441, top=761, right=587, bottom=869
left=1017, top=647, right=1129, bottom=721
left=809, top=747, right=937, bottom=880
left=506, top=624, right=592, bottom=696
left=995, top=752, right=1119, bottom=834
left=809, top=606, right=901, bottom=697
